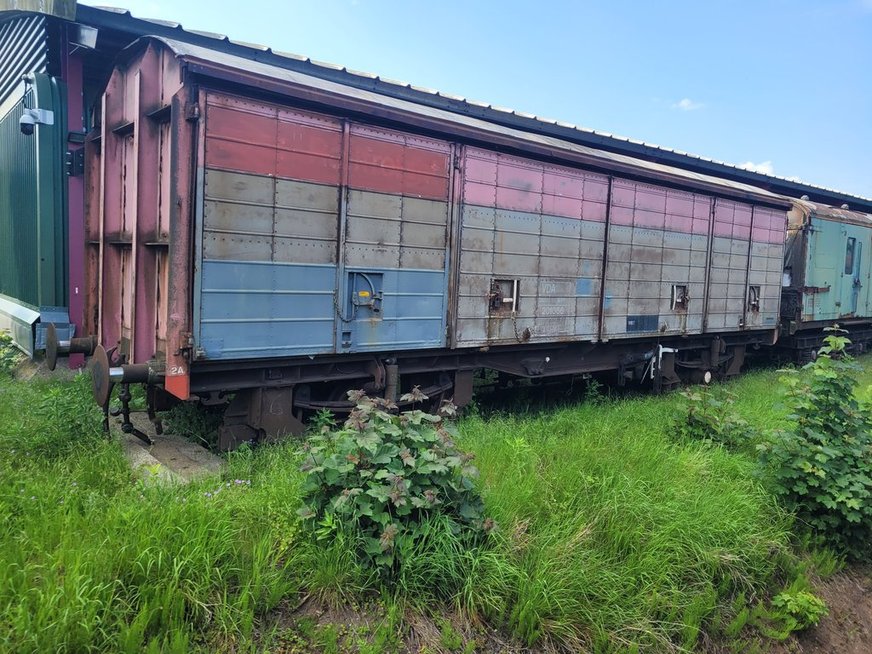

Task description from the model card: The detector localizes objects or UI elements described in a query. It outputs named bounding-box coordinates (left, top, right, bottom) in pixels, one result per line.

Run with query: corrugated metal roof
left=795, top=199, right=872, bottom=226
left=57, top=5, right=871, bottom=210
left=146, top=36, right=792, bottom=208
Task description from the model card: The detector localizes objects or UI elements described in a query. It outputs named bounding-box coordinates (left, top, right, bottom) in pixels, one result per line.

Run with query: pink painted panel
left=582, top=200, right=607, bottom=222
left=584, top=178, right=610, bottom=204
left=496, top=185, right=541, bottom=213
left=542, top=193, right=582, bottom=218
left=497, top=160, right=543, bottom=194
left=692, top=217, right=710, bottom=235
left=611, top=183, right=635, bottom=208
left=634, top=185, right=667, bottom=213
left=462, top=147, right=609, bottom=221
left=666, top=214, right=694, bottom=232
left=464, top=152, right=498, bottom=184
left=734, top=204, right=753, bottom=226
left=666, top=194, right=694, bottom=217
left=634, top=209, right=665, bottom=230
left=542, top=170, right=585, bottom=199
left=732, top=223, right=751, bottom=240
left=610, top=205, right=635, bottom=226
left=463, top=180, right=496, bottom=207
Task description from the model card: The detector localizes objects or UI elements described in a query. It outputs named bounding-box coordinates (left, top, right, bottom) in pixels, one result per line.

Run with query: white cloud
left=738, top=160, right=775, bottom=175
left=672, top=98, right=704, bottom=111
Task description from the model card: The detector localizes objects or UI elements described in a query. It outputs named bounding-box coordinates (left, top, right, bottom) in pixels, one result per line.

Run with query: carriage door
left=842, top=233, right=862, bottom=317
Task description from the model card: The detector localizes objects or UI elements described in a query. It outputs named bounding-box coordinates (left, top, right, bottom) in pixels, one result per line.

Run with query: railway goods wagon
left=82, top=37, right=791, bottom=448
left=781, top=200, right=872, bottom=360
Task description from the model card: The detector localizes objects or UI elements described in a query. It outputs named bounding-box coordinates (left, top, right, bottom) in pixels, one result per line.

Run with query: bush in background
left=759, top=328, right=872, bottom=560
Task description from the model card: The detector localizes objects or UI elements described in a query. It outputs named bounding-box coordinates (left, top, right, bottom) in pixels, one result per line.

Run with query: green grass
left=0, top=357, right=868, bottom=652
left=457, top=378, right=793, bottom=650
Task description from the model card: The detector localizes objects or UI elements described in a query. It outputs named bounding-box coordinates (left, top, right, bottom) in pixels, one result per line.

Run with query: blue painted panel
left=575, top=278, right=596, bottom=296
left=196, top=261, right=449, bottom=360
left=340, top=267, right=447, bottom=353
left=198, top=260, right=336, bottom=359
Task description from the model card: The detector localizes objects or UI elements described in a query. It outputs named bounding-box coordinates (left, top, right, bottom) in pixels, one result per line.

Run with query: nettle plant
left=759, top=328, right=872, bottom=559
left=298, top=388, right=493, bottom=570
left=677, top=386, right=753, bottom=449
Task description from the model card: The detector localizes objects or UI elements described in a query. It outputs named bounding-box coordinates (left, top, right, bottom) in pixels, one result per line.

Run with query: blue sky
left=83, top=0, right=872, bottom=198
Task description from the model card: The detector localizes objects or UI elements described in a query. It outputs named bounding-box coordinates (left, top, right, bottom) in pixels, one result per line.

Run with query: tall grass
left=0, top=374, right=310, bottom=653
left=454, top=387, right=793, bottom=651
left=1, top=361, right=865, bottom=652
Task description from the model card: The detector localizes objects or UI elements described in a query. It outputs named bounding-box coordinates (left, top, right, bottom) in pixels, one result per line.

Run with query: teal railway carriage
left=781, top=200, right=872, bottom=359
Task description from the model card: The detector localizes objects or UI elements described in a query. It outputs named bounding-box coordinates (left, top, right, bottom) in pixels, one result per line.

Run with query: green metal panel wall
left=0, top=16, right=66, bottom=311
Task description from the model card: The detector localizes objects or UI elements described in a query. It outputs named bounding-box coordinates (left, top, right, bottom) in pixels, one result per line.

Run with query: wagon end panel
left=94, top=43, right=184, bottom=371
left=601, top=180, right=710, bottom=340
left=453, top=148, right=606, bottom=348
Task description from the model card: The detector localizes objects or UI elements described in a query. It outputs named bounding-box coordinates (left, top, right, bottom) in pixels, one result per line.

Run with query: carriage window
left=845, top=237, right=856, bottom=274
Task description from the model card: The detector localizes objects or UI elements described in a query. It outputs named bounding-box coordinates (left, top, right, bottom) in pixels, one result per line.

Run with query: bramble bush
left=758, top=328, right=872, bottom=559
left=298, top=388, right=494, bottom=572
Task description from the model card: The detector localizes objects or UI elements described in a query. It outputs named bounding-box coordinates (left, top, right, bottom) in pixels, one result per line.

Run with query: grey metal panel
left=344, top=189, right=447, bottom=271
left=203, top=169, right=339, bottom=266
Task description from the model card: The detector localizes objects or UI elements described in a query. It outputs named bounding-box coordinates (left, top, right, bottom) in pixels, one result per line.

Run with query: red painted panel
left=348, top=132, right=450, bottom=200
left=205, top=95, right=345, bottom=187
left=206, top=139, right=277, bottom=177
left=277, top=151, right=342, bottom=186
left=207, top=104, right=277, bottom=147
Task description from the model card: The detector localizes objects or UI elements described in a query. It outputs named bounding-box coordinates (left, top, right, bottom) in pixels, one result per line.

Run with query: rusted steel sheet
left=92, top=42, right=185, bottom=395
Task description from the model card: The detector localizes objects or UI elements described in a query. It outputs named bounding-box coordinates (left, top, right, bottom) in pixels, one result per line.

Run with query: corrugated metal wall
left=0, top=15, right=48, bottom=107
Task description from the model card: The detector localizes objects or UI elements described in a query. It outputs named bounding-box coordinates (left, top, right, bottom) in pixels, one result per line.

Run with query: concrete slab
left=113, top=411, right=224, bottom=484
